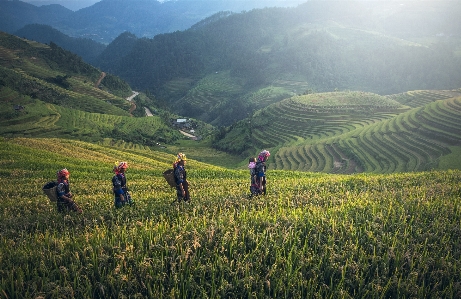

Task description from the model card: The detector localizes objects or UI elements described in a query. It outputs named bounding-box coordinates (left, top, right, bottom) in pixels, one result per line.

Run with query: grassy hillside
left=1, top=137, right=460, bottom=298
left=0, top=89, right=181, bottom=145
left=0, top=32, right=188, bottom=146
left=0, top=31, right=132, bottom=115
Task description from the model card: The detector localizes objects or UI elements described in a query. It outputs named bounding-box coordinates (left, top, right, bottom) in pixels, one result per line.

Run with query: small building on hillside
left=173, top=118, right=192, bottom=129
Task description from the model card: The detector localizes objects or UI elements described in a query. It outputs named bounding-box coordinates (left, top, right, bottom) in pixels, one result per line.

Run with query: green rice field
left=1, top=137, right=460, bottom=298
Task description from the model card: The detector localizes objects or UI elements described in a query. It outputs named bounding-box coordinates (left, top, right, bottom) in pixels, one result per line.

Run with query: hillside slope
left=215, top=89, right=461, bottom=173
left=0, top=32, right=183, bottom=145
left=15, top=24, right=106, bottom=65
left=0, top=31, right=132, bottom=114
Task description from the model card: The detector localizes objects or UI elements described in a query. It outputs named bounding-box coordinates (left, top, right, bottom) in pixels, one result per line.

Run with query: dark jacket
left=112, top=173, right=127, bottom=196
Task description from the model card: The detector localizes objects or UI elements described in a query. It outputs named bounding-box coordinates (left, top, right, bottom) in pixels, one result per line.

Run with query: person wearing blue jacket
left=112, top=161, right=134, bottom=208
left=56, top=168, right=82, bottom=213
left=255, top=150, right=270, bottom=195
left=173, top=153, right=190, bottom=203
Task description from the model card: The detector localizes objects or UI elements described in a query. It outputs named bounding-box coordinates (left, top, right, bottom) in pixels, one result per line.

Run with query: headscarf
left=113, top=161, right=128, bottom=174
left=57, top=168, right=70, bottom=182
left=173, top=153, right=187, bottom=168
left=258, top=150, right=270, bottom=162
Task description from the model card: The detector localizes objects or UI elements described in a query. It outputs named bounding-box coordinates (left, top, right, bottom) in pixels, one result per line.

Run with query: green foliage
left=1, top=137, right=460, bottom=298
left=100, top=73, right=132, bottom=98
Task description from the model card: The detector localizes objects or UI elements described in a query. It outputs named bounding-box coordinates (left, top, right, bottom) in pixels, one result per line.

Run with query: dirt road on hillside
left=126, top=91, right=139, bottom=115
left=95, top=72, right=106, bottom=88
left=144, top=107, right=153, bottom=116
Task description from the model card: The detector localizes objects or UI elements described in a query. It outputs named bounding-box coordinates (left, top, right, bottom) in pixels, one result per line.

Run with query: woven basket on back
left=163, top=169, right=176, bottom=188
left=43, top=181, right=58, bottom=202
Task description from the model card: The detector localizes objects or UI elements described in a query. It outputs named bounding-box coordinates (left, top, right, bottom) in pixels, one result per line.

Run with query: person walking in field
left=112, top=161, right=134, bottom=208
left=255, top=150, right=270, bottom=195
left=174, top=153, right=190, bottom=203
left=56, top=168, right=82, bottom=213
left=248, top=157, right=261, bottom=197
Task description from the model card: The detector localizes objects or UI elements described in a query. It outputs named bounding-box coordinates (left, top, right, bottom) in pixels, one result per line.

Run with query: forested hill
left=15, top=24, right=105, bottom=65
left=97, top=1, right=461, bottom=126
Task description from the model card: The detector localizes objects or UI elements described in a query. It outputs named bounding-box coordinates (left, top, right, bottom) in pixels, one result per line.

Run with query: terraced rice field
left=0, top=88, right=171, bottom=143
left=250, top=94, right=405, bottom=149
left=272, top=96, right=461, bottom=173
left=183, top=72, right=243, bottom=113
left=387, top=89, right=461, bottom=108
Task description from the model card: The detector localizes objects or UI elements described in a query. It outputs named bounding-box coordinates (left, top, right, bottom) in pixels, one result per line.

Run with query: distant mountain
left=0, top=1, right=72, bottom=33
left=15, top=24, right=106, bottom=65
left=22, top=0, right=98, bottom=11
left=0, top=0, right=303, bottom=44
left=95, top=1, right=461, bottom=126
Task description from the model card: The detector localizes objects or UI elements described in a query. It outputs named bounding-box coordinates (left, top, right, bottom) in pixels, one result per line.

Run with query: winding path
left=126, top=91, right=139, bottom=115
left=95, top=72, right=106, bottom=88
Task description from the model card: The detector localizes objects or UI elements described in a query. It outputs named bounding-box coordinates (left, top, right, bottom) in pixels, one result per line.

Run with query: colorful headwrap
left=173, top=153, right=187, bottom=168
left=258, top=150, right=271, bottom=162
left=113, top=161, right=128, bottom=174
left=57, top=168, right=70, bottom=181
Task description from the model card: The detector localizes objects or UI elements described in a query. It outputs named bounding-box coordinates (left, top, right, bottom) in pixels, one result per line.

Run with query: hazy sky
left=23, top=0, right=101, bottom=11
left=22, top=0, right=303, bottom=11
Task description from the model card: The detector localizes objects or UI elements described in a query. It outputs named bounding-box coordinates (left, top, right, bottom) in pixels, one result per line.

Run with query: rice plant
left=1, top=137, right=460, bottom=298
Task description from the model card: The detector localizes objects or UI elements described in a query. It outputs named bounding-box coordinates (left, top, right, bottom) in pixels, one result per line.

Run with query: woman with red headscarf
left=112, top=161, right=134, bottom=208
left=56, top=168, right=82, bottom=213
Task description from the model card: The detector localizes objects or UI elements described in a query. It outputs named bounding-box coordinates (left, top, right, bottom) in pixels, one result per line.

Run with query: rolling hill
left=1, top=30, right=460, bottom=173
left=273, top=92, right=461, bottom=173
left=0, top=31, right=184, bottom=146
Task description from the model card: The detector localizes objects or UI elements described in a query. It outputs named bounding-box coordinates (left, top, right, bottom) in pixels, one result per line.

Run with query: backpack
left=43, top=181, right=58, bottom=202
left=163, top=168, right=176, bottom=188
